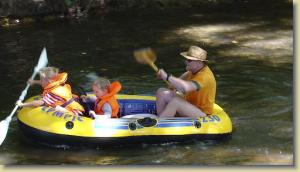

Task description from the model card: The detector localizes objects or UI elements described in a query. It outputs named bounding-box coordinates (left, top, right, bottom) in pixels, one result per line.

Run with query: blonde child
left=17, top=67, right=84, bottom=115
left=82, top=77, right=121, bottom=119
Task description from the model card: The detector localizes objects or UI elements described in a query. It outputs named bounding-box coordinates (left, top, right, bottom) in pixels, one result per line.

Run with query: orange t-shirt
left=185, top=65, right=216, bottom=114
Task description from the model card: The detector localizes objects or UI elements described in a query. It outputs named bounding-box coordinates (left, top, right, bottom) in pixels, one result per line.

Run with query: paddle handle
left=18, top=70, right=38, bottom=101
left=8, top=70, right=39, bottom=119
left=6, top=105, right=18, bottom=123
left=149, top=62, right=184, bottom=97
left=0, top=74, right=35, bottom=146
left=149, top=62, right=158, bottom=72
left=147, top=62, right=172, bottom=86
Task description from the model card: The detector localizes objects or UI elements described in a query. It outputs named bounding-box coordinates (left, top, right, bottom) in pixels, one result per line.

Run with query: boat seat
left=117, top=99, right=157, bottom=117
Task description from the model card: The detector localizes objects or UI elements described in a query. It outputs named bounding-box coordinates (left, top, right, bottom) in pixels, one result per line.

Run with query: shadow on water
left=0, top=1, right=293, bottom=165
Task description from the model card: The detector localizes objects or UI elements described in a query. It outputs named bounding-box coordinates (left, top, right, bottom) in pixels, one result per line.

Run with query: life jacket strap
left=61, top=98, right=75, bottom=108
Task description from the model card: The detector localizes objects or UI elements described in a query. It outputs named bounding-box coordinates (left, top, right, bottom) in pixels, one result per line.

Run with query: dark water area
left=0, top=3, right=293, bottom=165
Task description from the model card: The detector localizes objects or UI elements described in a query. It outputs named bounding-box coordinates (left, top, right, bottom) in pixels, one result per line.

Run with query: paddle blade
left=35, top=47, right=48, bottom=72
left=133, top=47, right=157, bottom=65
left=0, top=117, right=11, bottom=146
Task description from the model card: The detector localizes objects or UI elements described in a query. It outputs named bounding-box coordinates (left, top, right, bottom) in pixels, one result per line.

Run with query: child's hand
left=16, top=100, right=24, bottom=107
left=55, top=106, right=68, bottom=113
left=80, top=95, right=88, bottom=102
left=89, top=110, right=96, bottom=119
left=27, top=79, right=41, bottom=86
left=27, top=79, right=36, bottom=85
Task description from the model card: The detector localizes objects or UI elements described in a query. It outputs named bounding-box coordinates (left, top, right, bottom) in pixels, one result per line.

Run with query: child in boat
left=81, top=77, right=121, bottom=119
left=16, top=67, right=85, bottom=116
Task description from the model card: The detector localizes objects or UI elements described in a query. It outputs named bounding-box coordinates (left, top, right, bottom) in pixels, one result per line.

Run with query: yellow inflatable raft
left=17, top=94, right=232, bottom=147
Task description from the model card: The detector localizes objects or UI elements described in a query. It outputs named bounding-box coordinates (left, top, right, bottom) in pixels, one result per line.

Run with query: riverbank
left=0, top=0, right=292, bottom=27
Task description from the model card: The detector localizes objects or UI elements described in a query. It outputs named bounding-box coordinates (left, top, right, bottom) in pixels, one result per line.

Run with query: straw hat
left=180, top=46, right=208, bottom=61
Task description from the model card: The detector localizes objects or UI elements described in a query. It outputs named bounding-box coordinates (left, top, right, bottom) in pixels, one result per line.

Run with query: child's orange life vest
left=42, top=73, right=84, bottom=114
left=94, top=81, right=121, bottom=118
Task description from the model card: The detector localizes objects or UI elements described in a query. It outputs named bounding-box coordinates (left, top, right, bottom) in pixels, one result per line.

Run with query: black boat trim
left=18, top=120, right=231, bottom=147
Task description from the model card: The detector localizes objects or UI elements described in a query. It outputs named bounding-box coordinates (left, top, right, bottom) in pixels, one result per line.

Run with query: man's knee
left=156, top=88, right=172, bottom=98
left=169, top=97, right=182, bottom=106
left=156, top=88, right=168, bottom=94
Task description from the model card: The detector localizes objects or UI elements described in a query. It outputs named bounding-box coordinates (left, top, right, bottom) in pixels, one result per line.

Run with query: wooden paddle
left=0, top=47, right=48, bottom=146
left=134, top=47, right=159, bottom=72
left=133, top=47, right=184, bottom=96
left=134, top=47, right=171, bottom=86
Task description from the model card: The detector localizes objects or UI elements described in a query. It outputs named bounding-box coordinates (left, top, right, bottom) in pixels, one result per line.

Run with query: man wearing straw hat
left=156, top=45, right=216, bottom=118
